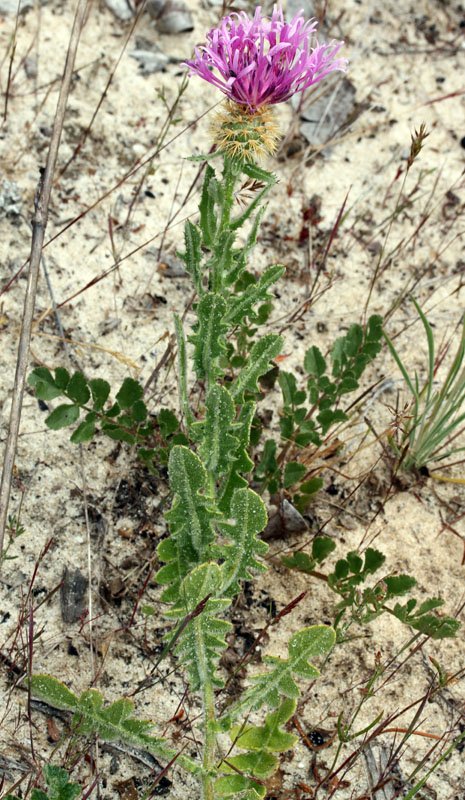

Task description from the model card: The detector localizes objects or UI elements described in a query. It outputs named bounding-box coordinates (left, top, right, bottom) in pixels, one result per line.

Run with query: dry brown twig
left=0, top=0, right=91, bottom=562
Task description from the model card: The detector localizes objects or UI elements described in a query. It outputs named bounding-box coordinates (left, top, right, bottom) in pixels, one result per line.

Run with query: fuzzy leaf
left=210, top=230, right=235, bottom=290
left=166, top=563, right=232, bottom=690
left=225, top=265, right=285, bottom=325
left=230, top=162, right=277, bottom=231
left=232, top=335, right=283, bottom=401
left=220, top=488, right=268, bottom=595
left=181, top=220, right=203, bottom=292
left=231, top=698, right=297, bottom=754
left=156, top=446, right=218, bottom=601
left=190, top=293, right=228, bottom=381
left=174, top=313, right=193, bottom=427
left=30, top=675, right=196, bottom=770
left=219, top=400, right=256, bottom=514
left=223, top=751, right=276, bottom=780
left=196, top=385, right=238, bottom=477
left=215, top=775, right=265, bottom=799
left=226, top=205, right=267, bottom=286
left=235, top=626, right=335, bottom=713
left=199, top=164, right=218, bottom=248
left=30, top=675, right=78, bottom=710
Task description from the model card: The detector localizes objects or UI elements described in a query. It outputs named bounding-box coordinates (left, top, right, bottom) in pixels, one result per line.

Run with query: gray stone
left=151, top=0, right=193, bottom=33
left=145, top=0, right=164, bottom=17
left=105, top=0, right=134, bottom=21
left=0, top=0, right=33, bottom=14
left=131, top=47, right=170, bottom=74
left=60, top=567, right=88, bottom=624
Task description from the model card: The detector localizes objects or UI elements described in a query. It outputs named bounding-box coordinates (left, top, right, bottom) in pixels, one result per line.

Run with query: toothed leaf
left=233, top=626, right=336, bottom=713
left=156, top=446, right=218, bottom=602
left=190, top=293, right=228, bottom=381
left=220, top=488, right=268, bottom=595
left=195, top=385, right=239, bottom=477
left=166, top=563, right=232, bottom=690
left=232, top=335, right=283, bottom=401
left=225, top=265, right=284, bottom=325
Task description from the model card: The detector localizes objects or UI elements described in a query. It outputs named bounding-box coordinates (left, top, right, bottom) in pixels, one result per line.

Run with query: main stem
left=200, top=158, right=238, bottom=800
left=201, top=681, right=217, bottom=800
left=209, top=157, right=238, bottom=295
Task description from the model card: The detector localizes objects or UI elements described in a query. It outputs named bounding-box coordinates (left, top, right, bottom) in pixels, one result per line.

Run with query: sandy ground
left=0, top=0, right=464, bottom=798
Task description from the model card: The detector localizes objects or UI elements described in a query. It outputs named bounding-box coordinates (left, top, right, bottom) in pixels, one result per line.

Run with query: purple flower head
left=185, top=5, right=347, bottom=112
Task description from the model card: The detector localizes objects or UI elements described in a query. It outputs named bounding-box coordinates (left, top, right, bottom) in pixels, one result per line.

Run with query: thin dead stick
left=0, top=0, right=90, bottom=562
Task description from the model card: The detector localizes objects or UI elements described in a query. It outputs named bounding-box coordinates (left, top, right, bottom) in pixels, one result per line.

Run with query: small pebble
left=60, top=567, right=88, bottom=624
left=0, top=179, right=22, bottom=218
left=131, top=46, right=170, bottom=74
left=23, top=56, right=38, bottom=79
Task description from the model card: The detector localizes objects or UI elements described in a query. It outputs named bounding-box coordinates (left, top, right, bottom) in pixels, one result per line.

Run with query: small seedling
left=384, top=298, right=465, bottom=470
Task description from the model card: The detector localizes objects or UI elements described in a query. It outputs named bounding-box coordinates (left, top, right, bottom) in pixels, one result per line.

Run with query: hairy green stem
left=219, top=158, right=237, bottom=233
left=209, top=160, right=238, bottom=295
left=201, top=681, right=217, bottom=800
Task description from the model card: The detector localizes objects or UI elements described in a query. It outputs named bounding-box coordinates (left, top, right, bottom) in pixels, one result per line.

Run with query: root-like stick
left=0, top=0, right=90, bottom=562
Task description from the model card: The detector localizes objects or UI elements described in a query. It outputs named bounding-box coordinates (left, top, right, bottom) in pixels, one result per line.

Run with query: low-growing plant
left=16, top=6, right=460, bottom=800
left=1, top=512, right=27, bottom=565
left=255, top=314, right=383, bottom=508
left=5, top=765, right=81, bottom=800
left=283, top=537, right=459, bottom=641
left=384, top=298, right=465, bottom=471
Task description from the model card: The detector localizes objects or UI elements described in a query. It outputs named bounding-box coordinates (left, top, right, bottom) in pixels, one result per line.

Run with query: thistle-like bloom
left=185, top=5, right=347, bottom=112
